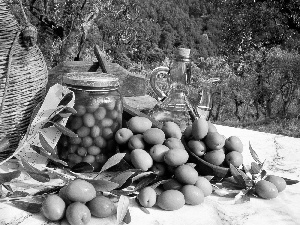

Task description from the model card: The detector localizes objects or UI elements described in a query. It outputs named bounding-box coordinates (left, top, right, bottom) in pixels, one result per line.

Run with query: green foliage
left=5, top=0, right=300, bottom=136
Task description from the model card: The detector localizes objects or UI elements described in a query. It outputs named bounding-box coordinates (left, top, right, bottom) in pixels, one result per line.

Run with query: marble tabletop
left=0, top=125, right=299, bottom=225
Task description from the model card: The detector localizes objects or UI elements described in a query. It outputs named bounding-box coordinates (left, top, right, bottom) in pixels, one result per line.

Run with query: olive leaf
left=131, top=171, right=153, bottom=182
left=260, top=169, right=267, bottom=179
left=58, top=92, right=73, bottom=106
left=42, top=114, right=64, bottom=129
left=237, top=168, right=253, bottom=188
left=2, top=183, right=13, bottom=192
left=26, top=172, right=51, bottom=183
left=123, top=209, right=131, bottom=224
left=222, top=177, right=245, bottom=190
left=52, top=122, right=78, bottom=138
left=249, top=142, right=262, bottom=165
left=10, top=200, right=42, bottom=214
left=150, top=179, right=167, bottom=189
left=39, top=133, right=56, bottom=155
left=135, top=198, right=150, bottom=214
left=133, top=174, right=158, bottom=191
left=33, top=186, right=63, bottom=196
left=213, top=188, right=240, bottom=197
left=110, top=189, right=136, bottom=196
left=29, top=101, right=42, bottom=125
left=86, top=179, right=119, bottom=192
left=7, top=191, right=29, bottom=198
left=117, top=195, right=130, bottom=225
left=234, top=190, right=251, bottom=204
left=31, top=145, right=68, bottom=167
left=250, top=162, right=262, bottom=174
left=98, top=153, right=126, bottom=175
left=110, top=171, right=135, bottom=188
left=282, top=177, right=299, bottom=185
left=71, top=162, right=94, bottom=173
left=20, top=158, right=50, bottom=183
left=0, top=170, right=21, bottom=184
left=229, top=164, right=246, bottom=189
left=60, top=106, right=77, bottom=115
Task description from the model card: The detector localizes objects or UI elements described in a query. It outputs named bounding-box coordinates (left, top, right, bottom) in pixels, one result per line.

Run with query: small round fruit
left=70, top=116, right=83, bottom=130
left=137, top=187, right=157, bottom=208
left=41, top=194, right=66, bottom=221
left=130, top=149, right=153, bottom=171
left=65, top=179, right=96, bottom=203
left=86, top=196, right=116, bottom=218
left=174, top=164, right=198, bottom=185
left=94, top=136, right=106, bottom=148
left=77, top=147, right=87, bottom=157
left=102, top=127, right=114, bottom=140
left=162, top=178, right=183, bottom=191
left=77, top=126, right=90, bottom=138
left=187, top=140, right=207, bottom=157
left=164, top=137, right=185, bottom=150
left=115, top=128, right=134, bottom=145
left=143, top=128, right=165, bottom=145
left=127, top=134, right=146, bottom=150
left=225, top=151, right=243, bottom=167
left=183, top=125, right=193, bottom=139
left=81, top=136, right=93, bottom=148
left=207, top=121, right=218, bottom=133
left=180, top=185, right=204, bottom=205
left=192, top=118, right=208, bottom=140
left=203, top=149, right=225, bottom=166
left=58, top=186, right=73, bottom=205
left=194, top=176, right=213, bottom=197
left=94, top=107, right=106, bottom=120
left=127, top=116, right=152, bottom=133
left=66, top=202, right=91, bottom=225
left=82, top=155, right=96, bottom=164
left=88, top=146, right=101, bottom=155
left=161, top=121, right=182, bottom=139
left=156, top=190, right=185, bottom=211
left=149, top=144, right=169, bottom=162
left=204, top=132, right=225, bottom=150
left=225, top=136, right=243, bottom=153
left=69, top=136, right=82, bottom=145
left=99, top=118, right=114, bottom=128
left=67, top=153, right=82, bottom=165
left=74, top=105, right=86, bottom=116
left=90, top=125, right=101, bottom=138
left=104, top=100, right=116, bottom=111
left=265, top=175, right=286, bottom=192
left=82, top=113, right=96, bottom=127
left=255, top=180, right=279, bottom=199
left=164, top=149, right=189, bottom=167
left=86, top=100, right=99, bottom=113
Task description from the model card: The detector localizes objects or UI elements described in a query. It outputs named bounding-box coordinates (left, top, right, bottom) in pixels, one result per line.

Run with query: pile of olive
left=58, top=92, right=122, bottom=171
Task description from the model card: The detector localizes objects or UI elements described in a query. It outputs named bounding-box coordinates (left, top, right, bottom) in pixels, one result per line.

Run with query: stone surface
left=1, top=126, right=300, bottom=225
left=123, top=95, right=157, bottom=111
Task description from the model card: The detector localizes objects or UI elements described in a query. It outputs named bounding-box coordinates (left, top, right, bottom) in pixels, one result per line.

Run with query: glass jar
left=148, top=48, right=192, bottom=131
left=58, top=72, right=123, bottom=171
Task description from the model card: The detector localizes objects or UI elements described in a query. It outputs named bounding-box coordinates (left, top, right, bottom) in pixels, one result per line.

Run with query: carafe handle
left=149, top=66, right=170, bottom=100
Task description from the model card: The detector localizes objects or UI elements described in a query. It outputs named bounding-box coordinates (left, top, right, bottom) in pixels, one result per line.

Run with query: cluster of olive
left=184, top=118, right=244, bottom=168
left=58, top=93, right=122, bottom=171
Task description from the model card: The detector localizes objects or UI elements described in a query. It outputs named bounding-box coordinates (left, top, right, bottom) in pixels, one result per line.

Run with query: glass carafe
left=148, top=48, right=192, bottom=131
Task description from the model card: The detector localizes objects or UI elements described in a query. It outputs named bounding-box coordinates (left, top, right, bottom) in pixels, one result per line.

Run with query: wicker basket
left=0, top=1, right=48, bottom=160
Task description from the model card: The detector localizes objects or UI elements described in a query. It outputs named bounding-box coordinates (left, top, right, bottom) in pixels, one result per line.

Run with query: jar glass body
left=58, top=76, right=122, bottom=171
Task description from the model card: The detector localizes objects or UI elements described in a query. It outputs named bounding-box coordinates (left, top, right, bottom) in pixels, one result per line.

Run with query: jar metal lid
left=63, top=72, right=120, bottom=88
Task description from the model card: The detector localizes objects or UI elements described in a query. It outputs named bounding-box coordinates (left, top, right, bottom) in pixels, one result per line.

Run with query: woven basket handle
left=19, top=0, right=38, bottom=47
